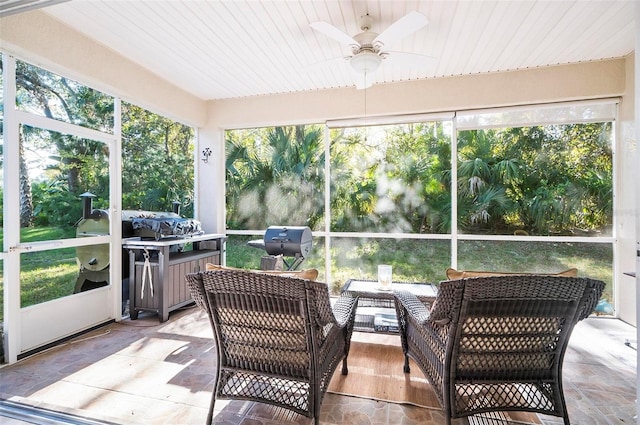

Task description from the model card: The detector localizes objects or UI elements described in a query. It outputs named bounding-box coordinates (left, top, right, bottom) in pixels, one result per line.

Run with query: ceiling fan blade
left=373, top=11, right=428, bottom=48
left=310, top=21, right=359, bottom=47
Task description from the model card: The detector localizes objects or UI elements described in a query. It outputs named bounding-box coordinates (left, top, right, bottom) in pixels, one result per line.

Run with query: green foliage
left=21, top=124, right=111, bottom=228
left=383, top=123, right=452, bottom=233
left=328, top=122, right=452, bottom=233
left=15, top=60, right=114, bottom=131
left=121, top=103, right=195, bottom=215
left=228, top=121, right=612, bottom=237
left=457, top=124, right=612, bottom=235
left=15, top=62, right=114, bottom=228
left=226, top=125, right=325, bottom=230
left=31, top=180, right=83, bottom=227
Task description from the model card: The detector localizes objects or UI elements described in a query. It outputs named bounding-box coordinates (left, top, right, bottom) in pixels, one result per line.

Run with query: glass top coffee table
left=341, top=279, right=438, bottom=333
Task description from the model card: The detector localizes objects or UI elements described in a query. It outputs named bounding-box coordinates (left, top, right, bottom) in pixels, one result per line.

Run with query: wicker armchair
left=185, top=269, right=358, bottom=425
left=394, top=275, right=604, bottom=425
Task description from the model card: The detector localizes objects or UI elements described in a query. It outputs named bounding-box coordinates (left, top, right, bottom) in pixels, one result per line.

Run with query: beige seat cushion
left=205, top=263, right=319, bottom=281
left=445, top=267, right=578, bottom=280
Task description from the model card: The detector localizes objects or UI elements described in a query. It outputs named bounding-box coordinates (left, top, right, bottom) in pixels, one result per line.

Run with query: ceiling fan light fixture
left=350, top=52, right=382, bottom=74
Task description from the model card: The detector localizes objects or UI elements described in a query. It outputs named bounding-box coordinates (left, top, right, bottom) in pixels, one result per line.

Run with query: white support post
left=3, top=54, right=21, bottom=363
left=323, top=126, right=332, bottom=285
left=110, top=98, right=123, bottom=320
left=634, top=1, right=640, bottom=420
left=450, top=118, right=458, bottom=269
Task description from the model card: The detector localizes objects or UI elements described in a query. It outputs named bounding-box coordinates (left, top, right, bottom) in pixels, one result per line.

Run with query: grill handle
left=270, top=236, right=290, bottom=242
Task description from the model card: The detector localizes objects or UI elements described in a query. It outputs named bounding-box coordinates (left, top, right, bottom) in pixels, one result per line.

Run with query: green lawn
left=0, top=227, right=78, bottom=322
left=225, top=235, right=613, bottom=301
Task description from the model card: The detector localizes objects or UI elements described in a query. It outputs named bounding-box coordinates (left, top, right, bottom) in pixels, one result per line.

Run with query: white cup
left=378, top=265, right=392, bottom=289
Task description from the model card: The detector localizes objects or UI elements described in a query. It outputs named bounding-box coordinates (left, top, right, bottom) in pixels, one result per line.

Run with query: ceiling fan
left=310, top=11, right=434, bottom=89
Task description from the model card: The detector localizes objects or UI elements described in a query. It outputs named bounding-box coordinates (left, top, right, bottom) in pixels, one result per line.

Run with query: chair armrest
left=331, top=292, right=359, bottom=328
left=313, top=291, right=357, bottom=368
left=185, top=272, right=209, bottom=313
left=578, top=278, right=606, bottom=320
left=395, top=289, right=452, bottom=360
left=307, top=281, right=357, bottom=331
left=394, top=290, right=431, bottom=324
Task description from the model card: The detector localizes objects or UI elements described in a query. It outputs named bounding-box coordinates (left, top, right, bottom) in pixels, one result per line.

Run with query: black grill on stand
left=248, top=226, right=312, bottom=270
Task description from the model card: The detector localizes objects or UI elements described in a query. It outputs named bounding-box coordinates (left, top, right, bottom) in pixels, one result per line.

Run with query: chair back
left=188, top=269, right=316, bottom=375
left=444, top=275, right=603, bottom=416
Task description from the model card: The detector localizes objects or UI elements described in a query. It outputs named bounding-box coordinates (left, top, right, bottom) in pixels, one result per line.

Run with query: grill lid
left=263, top=226, right=312, bottom=257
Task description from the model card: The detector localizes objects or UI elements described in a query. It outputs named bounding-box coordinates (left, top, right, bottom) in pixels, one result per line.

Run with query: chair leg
left=561, top=405, right=571, bottom=425
left=341, top=357, right=348, bottom=375
left=206, top=374, right=219, bottom=425
left=206, top=392, right=216, bottom=425
left=403, top=354, right=410, bottom=373
left=557, top=378, right=571, bottom=424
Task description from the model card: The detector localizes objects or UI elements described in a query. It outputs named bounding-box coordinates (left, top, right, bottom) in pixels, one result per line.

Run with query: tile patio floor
left=0, top=305, right=636, bottom=425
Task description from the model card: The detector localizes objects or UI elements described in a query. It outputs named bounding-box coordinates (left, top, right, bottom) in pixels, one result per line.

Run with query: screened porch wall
left=201, top=57, right=636, bottom=325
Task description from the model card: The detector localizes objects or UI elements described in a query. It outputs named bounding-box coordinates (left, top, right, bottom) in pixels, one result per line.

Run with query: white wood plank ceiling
left=35, top=0, right=636, bottom=101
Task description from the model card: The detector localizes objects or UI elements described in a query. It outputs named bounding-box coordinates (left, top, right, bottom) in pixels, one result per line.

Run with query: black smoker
left=75, top=193, right=201, bottom=312
left=248, top=226, right=313, bottom=270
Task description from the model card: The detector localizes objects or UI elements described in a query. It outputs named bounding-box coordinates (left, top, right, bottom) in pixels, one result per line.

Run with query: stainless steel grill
left=248, top=226, right=313, bottom=270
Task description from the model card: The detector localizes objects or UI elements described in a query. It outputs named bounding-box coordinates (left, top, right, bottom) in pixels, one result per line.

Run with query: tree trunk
left=19, top=132, right=34, bottom=227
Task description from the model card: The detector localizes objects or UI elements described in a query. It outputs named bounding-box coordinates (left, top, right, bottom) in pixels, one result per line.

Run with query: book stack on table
left=374, top=312, right=399, bottom=333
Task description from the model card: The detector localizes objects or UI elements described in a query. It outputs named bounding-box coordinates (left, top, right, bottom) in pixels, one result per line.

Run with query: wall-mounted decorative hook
left=202, top=147, right=212, bottom=163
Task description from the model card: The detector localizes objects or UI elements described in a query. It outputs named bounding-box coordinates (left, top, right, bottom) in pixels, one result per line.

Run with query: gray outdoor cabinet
left=124, top=233, right=225, bottom=322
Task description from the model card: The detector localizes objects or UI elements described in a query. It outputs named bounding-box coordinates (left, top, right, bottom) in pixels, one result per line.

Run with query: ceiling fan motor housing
left=353, top=31, right=379, bottom=53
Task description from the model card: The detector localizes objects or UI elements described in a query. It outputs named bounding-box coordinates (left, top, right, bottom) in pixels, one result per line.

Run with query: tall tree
left=18, top=131, right=33, bottom=227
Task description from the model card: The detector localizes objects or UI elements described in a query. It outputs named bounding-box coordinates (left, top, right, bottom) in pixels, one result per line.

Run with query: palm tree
left=225, top=125, right=325, bottom=230
left=457, top=124, right=612, bottom=235
left=457, top=130, right=513, bottom=233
